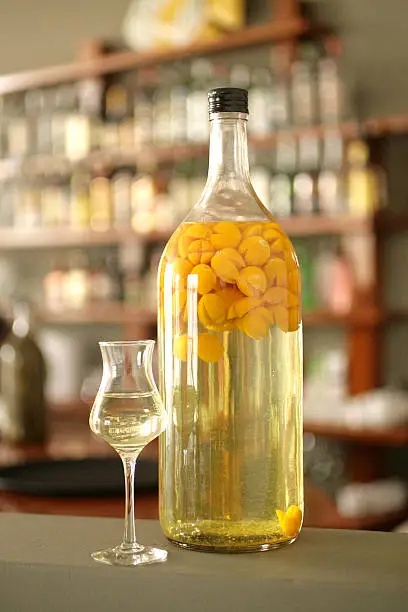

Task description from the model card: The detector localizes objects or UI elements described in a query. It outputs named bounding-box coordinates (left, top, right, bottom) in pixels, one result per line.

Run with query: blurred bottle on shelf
left=131, top=173, right=156, bottom=233
left=7, top=94, right=29, bottom=158
left=317, top=131, right=345, bottom=215
left=229, top=64, right=251, bottom=90
left=154, top=178, right=174, bottom=233
left=134, top=68, right=155, bottom=151
left=169, top=66, right=189, bottom=144
left=63, top=250, right=90, bottom=309
left=152, top=68, right=174, bottom=146
left=103, top=82, right=131, bottom=151
left=90, top=259, right=115, bottom=303
left=0, top=302, right=47, bottom=443
left=186, top=59, right=212, bottom=142
left=89, top=173, right=112, bottom=231
left=36, top=89, right=54, bottom=155
left=314, top=239, right=338, bottom=308
left=318, top=45, right=343, bottom=124
left=293, top=134, right=320, bottom=214
left=43, top=257, right=67, bottom=311
left=252, top=164, right=270, bottom=207
left=70, top=169, right=90, bottom=228
left=168, top=162, right=191, bottom=222
left=248, top=67, right=272, bottom=136
left=270, top=134, right=296, bottom=217
left=346, top=139, right=384, bottom=216
left=120, top=241, right=144, bottom=306
left=329, top=246, right=354, bottom=314
left=15, top=184, right=42, bottom=228
left=0, top=182, right=17, bottom=227
left=105, top=253, right=124, bottom=302
left=291, top=45, right=319, bottom=126
left=111, top=168, right=132, bottom=229
left=51, top=84, right=78, bottom=156
left=41, top=180, right=70, bottom=227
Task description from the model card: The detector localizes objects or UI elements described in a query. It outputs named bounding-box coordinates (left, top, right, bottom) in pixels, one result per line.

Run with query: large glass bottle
left=158, top=88, right=303, bottom=552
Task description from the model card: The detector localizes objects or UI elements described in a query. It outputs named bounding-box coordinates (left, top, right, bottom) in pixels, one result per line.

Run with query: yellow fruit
left=210, top=222, right=241, bottom=249
left=228, top=296, right=261, bottom=319
left=242, top=223, right=263, bottom=239
left=264, top=258, right=287, bottom=287
left=198, top=294, right=227, bottom=328
left=269, top=236, right=289, bottom=256
left=239, top=307, right=271, bottom=339
left=178, top=234, right=195, bottom=258
left=191, top=264, right=217, bottom=294
left=237, top=266, right=267, bottom=297
left=287, top=505, right=303, bottom=524
left=288, top=269, right=301, bottom=296
left=263, top=226, right=284, bottom=243
left=276, top=506, right=302, bottom=537
left=172, top=258, right=193, bottom=288
left=174, top=334, right=188, bottom=361
left=273, top=305, right=300, bottom=333
left=187, top=239, right=215, bottom=265
left=198, top=333, right=224, bottom=363
left=239, top=236, right=270, bottom=266
left=184, top=223, right=211, bottom=239
left=263, top=287, right=298, bottom=308
left=211, top=248, right=245, bottom=283
left=217, top=286, right=243, bottom=309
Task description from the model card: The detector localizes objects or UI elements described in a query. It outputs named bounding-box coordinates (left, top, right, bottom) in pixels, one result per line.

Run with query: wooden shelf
left=0, top=214, right=389, bottom=251
left=0, top=227, right=170, bottom=250
left=38, top=303, right=156, bottom=325
left=304, top=422, right=408, bottom=446
left=0, top=19, right=309, bottom=95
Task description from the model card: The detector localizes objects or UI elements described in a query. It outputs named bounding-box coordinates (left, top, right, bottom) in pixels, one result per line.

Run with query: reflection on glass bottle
left=0, top=303, right=47, bottom=443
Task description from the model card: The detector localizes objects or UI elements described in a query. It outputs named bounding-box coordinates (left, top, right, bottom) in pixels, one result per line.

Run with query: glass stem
left=121, top=453, right=141, bottom=550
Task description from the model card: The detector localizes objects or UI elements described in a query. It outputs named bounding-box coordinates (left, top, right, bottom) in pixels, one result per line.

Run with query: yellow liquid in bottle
left=159, top=220, right=303, bottom=551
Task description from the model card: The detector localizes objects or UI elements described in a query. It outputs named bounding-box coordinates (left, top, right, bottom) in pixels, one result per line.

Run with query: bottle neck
left=207, top=112, right=251, bottom=185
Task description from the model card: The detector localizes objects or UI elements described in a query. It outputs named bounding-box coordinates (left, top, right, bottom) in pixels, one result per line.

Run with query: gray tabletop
left=0, top=513, right=407, bottom=611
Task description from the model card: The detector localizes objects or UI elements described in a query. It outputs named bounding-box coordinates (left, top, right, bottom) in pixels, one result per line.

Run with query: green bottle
left=0, top=303, right=47, bottom=443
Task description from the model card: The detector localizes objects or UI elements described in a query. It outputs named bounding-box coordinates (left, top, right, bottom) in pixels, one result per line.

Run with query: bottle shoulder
left=183, top=181, right=274, bottom=224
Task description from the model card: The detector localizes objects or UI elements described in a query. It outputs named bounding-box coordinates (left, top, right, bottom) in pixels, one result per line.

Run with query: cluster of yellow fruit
left=276, top=505, right=303, bottom=538
left=160, top=221, right=301, bottom=363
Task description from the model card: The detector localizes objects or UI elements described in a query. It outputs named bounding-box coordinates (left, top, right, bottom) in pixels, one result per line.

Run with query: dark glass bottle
left=0, top=303, right=47, bottom=443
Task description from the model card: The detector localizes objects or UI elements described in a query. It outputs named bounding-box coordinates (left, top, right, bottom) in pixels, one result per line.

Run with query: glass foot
left=91, top=543, right=168, bottom=566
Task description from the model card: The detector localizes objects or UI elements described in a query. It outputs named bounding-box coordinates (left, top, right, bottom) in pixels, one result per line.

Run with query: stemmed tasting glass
left=89, top=340, right=168, bottom=566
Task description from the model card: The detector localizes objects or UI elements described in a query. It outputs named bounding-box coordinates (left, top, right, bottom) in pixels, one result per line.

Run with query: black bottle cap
left=208, top=87, right=248, bottom=115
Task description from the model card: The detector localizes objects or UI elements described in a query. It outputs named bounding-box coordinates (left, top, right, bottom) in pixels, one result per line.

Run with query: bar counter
left=0, top=515, right=407, bottom=611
